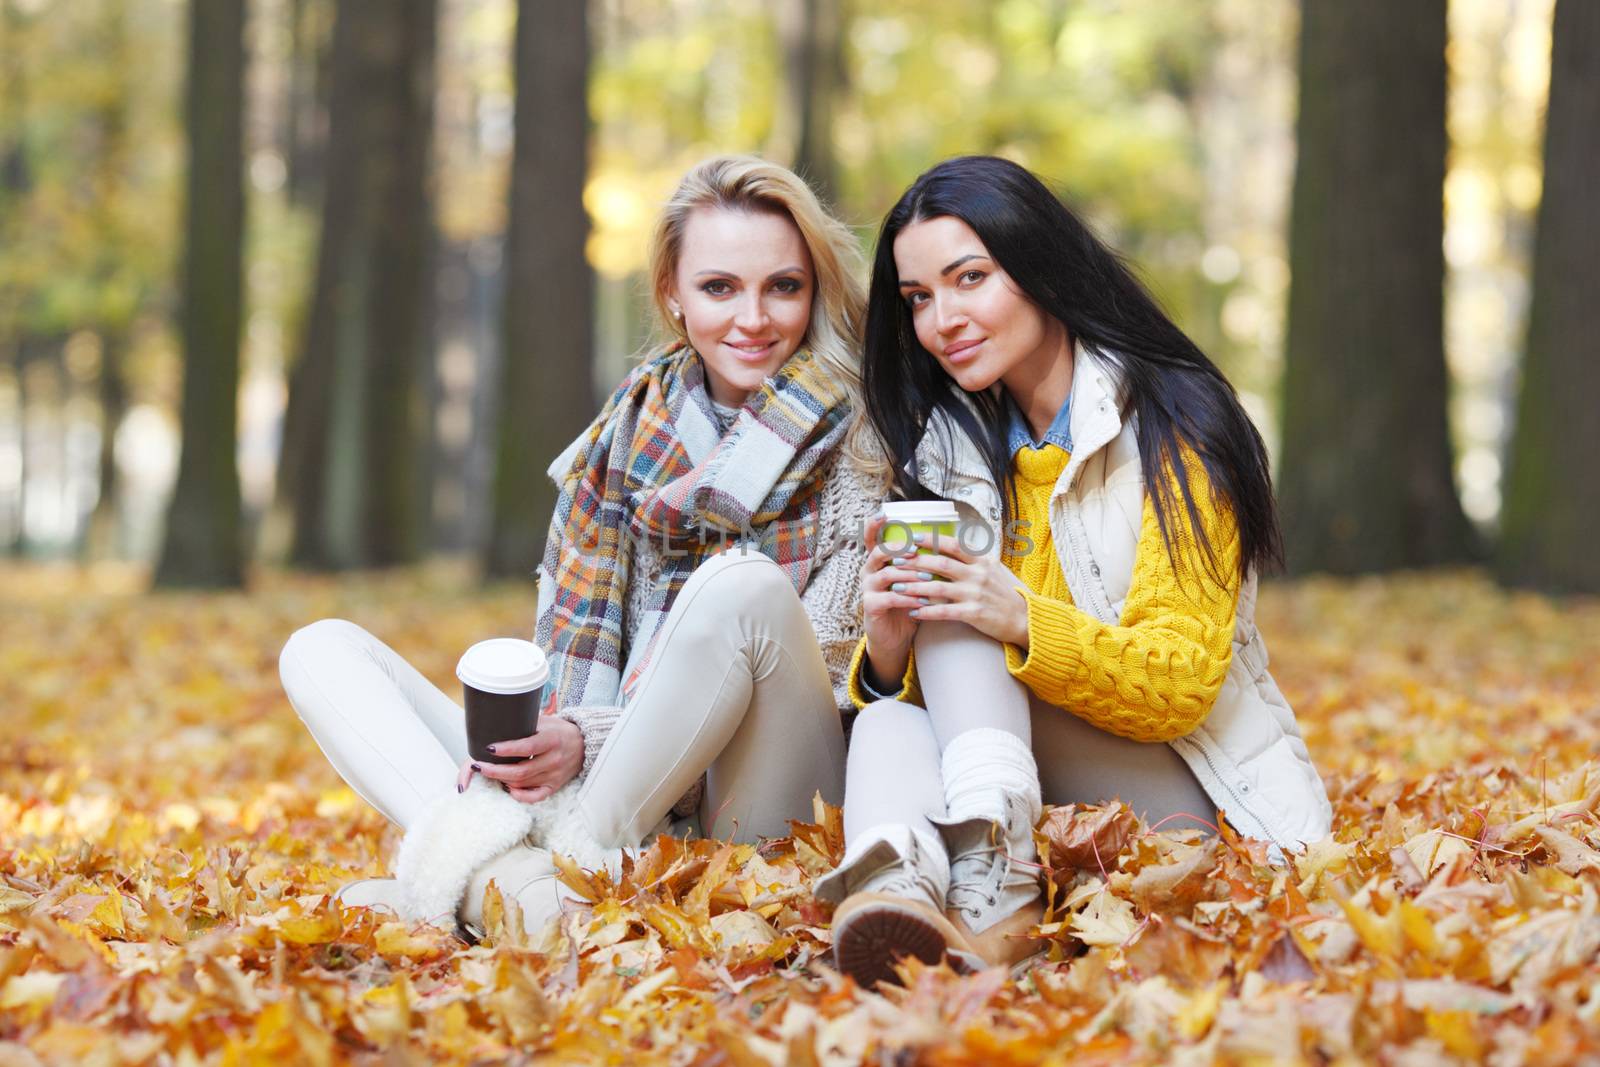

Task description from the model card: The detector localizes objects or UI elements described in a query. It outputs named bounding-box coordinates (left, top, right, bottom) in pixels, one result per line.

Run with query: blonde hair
left=646, top=155, right=888, bottom=485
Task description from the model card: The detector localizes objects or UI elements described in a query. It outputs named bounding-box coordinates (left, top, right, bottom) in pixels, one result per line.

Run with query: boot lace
left=855, top=839, right=941, bottom=908
left=946, top=791, right=1038, bottom=920
left=946, top=830, right=1006, bottom=919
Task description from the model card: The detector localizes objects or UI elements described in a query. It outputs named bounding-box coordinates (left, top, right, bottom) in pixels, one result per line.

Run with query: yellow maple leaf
left=1424, top=1009, right=1483, bottom=1060
left=276, top=910, right=342, bottom=945
left=0, top=971, right=65, bottom=1018
left=1071, top=889, right=1140, bottom=948
left=354, top=976, right=413, bottom=1046
left=1175, top=980, right=1225, bottom=1040
left=1403, top=829, right=1474, bottom=876
left=373, top=920, right=442, bottom=958
left=0, top=886, right=37, bottom=915
left=88, top=892, right=126, bottom=938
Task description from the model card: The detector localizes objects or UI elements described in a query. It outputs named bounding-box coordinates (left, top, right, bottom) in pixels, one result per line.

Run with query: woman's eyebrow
left=940, top=253, right=988, bottom=276
left=692, top=266, right=808, bottom=280
left=899, top=253, right=989, bottom=288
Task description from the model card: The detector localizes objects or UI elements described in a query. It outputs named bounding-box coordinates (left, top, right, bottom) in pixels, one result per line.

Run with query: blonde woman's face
left=668, top=206, right=814, bottom=408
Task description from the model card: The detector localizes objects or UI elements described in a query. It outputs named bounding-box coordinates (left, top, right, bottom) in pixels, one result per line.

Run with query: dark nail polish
left=457, top=783, right=464, bottom=793
left=472, top=763, right=482, bottom=772
left=486, top=743, right=497, bottom=753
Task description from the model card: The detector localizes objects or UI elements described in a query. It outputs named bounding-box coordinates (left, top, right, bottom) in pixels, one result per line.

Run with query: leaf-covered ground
left=4, top=563, right=1600, bottom=1064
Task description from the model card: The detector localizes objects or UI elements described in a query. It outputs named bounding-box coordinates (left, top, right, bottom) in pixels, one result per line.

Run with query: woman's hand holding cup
left=455, top=636, right=579, bottom=804
left=860, top=513, right=931, bottom=691
left=456, top=714, right=584, bottom=803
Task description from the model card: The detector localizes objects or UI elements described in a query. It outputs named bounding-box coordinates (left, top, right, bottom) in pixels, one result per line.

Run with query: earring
left=672, top=307, right=684, bottom=322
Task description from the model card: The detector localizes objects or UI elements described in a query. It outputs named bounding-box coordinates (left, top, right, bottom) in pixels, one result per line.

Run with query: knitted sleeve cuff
left=846, top=636, right=921, bottom=709
left=1003, top=587, right=1086, bottom=704
left=554, top=704, right=623, bottom=782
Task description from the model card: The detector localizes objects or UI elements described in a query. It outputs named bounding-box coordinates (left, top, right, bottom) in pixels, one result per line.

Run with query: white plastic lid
left=882, top=500, right=960, bottom=524
left=457, top=638, right=549, bottom=695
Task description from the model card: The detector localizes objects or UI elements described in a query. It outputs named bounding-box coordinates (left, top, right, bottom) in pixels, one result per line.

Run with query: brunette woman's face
left=668, top=206, right=814, bottom=407
left=892, top=215, right=1064, bottom=394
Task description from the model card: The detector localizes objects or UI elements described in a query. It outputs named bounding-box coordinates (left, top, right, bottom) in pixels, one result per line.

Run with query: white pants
left=280, top=550, right=846, bottom=926
left=842, top=621, right=1215, bottom=847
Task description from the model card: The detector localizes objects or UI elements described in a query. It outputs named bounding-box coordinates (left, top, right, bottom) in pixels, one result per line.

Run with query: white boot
left=338, top=845, right=588, bottom=944
left=385, top=775, right=621, bottom=939
left=814, top=823, right=982, bottom=987
left=520, top=778, right=622, bottom=873
left=339, top=772, right=625, bottom=944
left=333, top=878, right=420, bottom=923
left=456, top=844, right=572, bottom=939
left=931, top=728, right=1045, bottom=970
left=389, top=776, right=538, bottom=933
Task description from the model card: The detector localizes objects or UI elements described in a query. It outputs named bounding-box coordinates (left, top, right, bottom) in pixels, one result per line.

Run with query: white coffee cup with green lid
left=880, top=500, right=960, bottom=575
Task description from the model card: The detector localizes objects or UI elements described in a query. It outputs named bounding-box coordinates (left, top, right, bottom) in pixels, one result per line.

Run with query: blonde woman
left=279, top=156, right=879, bottom=941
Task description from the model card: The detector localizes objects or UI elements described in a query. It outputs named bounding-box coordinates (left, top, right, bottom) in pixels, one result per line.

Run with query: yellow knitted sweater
left=849, top=442, right=1242, bottom=743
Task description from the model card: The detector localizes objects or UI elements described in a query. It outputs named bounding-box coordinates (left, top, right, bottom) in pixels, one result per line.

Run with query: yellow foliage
left=5, top=566, right=1600, bottom=1062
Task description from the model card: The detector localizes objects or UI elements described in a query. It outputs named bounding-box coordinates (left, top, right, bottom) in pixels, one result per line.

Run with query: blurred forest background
left=0, top=0, right=1594, bottom=591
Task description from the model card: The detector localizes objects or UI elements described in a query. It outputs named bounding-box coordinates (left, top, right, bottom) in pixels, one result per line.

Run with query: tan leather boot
left=935, top=730, right=1048, bottom=971
left=945, top=891, right=1045, bottom=971
left=937, top=809, right=1047, bottom=969
left=814, top=825, right=983, bottom=987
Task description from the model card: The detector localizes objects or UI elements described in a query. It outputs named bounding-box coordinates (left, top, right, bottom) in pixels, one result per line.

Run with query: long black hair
left=862, top=155, right=1283, bottom=584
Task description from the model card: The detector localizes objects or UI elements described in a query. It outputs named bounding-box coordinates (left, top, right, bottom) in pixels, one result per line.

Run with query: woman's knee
left=279, top=618, right=366, bottom=682
left=912, top=617, right=999, bottom=661
left=692, top=548, right=792, bottom=600
left=672, top=550, right=799, bottom=637
left=849, top=699, right=929, bottom=748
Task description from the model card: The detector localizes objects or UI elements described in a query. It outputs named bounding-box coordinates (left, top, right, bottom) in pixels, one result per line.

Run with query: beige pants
left=280, top=550, right=845, bottom=928
left=575, top=548, right=847, bottom=846
left=843, top=621, right=1215, bottom=848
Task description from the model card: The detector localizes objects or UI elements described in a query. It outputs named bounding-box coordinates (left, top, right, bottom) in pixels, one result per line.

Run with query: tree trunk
left=280, top=0, right=366, bottom=570
left=1, top=0, right=29, bottom=556
left=1496, top=0, right=1600, bottom=594
left=360, top=0, right=437, bottom=566
left=86, top=330, right=127, bottom=558
left=85, top=0, right=131, bottom=561
left=0, top=0, right=26, bottom=197
left=484, top=0, right=594, bottom=581
left=6, top=338, right=34, bottom=558
left=284, top=0, right=331, bottom=209
left=779, top=0, right=840, bottom=205
left=282, top=0, right=437, bottom=570
left=1277, top=0, right=1477, bottom=575
left=154, top=0, right=247, bottom=587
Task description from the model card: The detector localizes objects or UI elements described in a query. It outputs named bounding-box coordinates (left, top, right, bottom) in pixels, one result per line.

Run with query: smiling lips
left=943, top=338, right=985, bottom=364
left=725, top=339, right=779, bottom=363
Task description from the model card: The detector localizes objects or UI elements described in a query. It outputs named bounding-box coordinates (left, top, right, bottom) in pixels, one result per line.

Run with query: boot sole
left=834, top=901, right=981, bottom=988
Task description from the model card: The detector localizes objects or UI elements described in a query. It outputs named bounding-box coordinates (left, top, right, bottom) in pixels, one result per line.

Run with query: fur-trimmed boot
left=813, top=823, right=982, bottom=988
left=931, top=728, right=1046, bottom=972
left=337, top=775, right=621, bottom=941
left=337, top=844, right=566, bottom=943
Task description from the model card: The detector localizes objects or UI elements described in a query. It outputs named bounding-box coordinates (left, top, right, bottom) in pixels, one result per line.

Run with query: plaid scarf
left=535, top=341, right=850, bottom=709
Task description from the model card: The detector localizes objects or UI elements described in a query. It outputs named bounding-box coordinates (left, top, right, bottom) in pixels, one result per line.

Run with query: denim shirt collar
left=1005, top=381, right=1074, bottom=458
